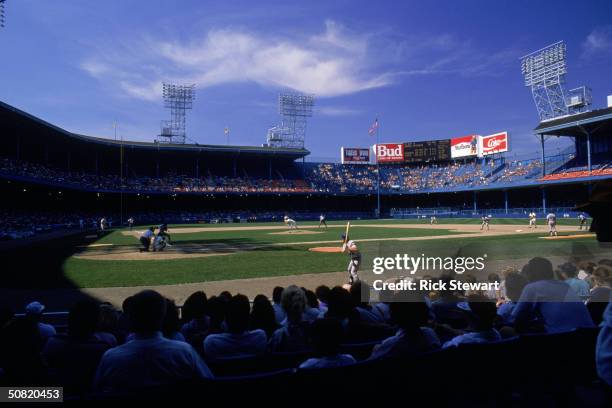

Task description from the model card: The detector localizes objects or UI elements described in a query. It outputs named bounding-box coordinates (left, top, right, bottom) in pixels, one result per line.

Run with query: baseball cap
left=25, top=301, right=45, bottom=315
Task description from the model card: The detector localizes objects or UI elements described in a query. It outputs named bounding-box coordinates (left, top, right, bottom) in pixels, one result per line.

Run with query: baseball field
left=64, top=217, right=603, bottom=286
left=4, top=217, right=608, bottom=308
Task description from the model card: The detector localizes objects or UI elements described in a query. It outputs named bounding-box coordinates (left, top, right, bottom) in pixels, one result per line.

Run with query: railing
left=391, top=207, right=583, bottom=218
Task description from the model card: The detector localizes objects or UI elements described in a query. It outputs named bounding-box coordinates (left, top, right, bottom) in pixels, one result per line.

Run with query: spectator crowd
left=0, top=256, right=610, bottom=398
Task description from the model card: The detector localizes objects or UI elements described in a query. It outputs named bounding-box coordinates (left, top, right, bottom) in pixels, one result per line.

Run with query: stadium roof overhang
left=0, top=100, right=310, bottom=160
left=534, top=106, right=612, bottom=137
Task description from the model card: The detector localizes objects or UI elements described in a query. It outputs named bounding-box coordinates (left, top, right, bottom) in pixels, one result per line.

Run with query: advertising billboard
left=403, top=140, right=451, bottom=163
left=450, top=135, right=479, bottom=158
left=375, top=143, right=405, bottom=163
left=479, top=131, right=509, bottom=156
left=341, top=147, right=370, bottom=164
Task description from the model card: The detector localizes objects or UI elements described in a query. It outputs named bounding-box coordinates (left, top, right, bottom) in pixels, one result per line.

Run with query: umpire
left=139, top=227, right=155, bottom=252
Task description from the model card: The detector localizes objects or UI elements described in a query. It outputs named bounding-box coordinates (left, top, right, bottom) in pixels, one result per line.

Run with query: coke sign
left=375, top=143, right=404, bottom=163
left=479, top=132, right=508, bottom=156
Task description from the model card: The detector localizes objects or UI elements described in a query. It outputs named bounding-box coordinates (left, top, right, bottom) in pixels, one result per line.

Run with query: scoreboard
left=403, top=140, right=451, bottom=163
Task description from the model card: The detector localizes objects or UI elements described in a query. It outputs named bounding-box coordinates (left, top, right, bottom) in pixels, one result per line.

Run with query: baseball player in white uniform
left=480, top=215, right=490, bottom=231
left=341, top=234, right=361, bottom=284
left=284, top=216, right=298, bottom=230
left=430, top=216, right=437, bottom=225
left=546, top=212, right=558, bottom=236
left=127, top=217, right=135, bottom=231
left=528, top=212, right=537, bottom=228
left=318, top=214, right=328, bottom=229
left=578, top=213, right=587, bottom=230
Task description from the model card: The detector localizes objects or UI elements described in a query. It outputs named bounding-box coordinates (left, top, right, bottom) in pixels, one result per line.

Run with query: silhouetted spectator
left=249, top=294, right=279, bottom=338
left=272, top=286, right=286, bottom=324
left=180, top=291, right=210, bottom=350
left=94, top=290, right=212, bottom=392
left=43, top=300, right=111, bottom=394
left=370, top=295, right=440, bottom=359
left=269, top=285, right=311, bottom=352
left=204, top=294, right=267, bottom=359
left=443, top=295, right=501, bottom=348
left=299, top=318, right=356, bottom=369
left=512, top=257, right=594, bottom=333
left=24, top=301, right=56, bottom=347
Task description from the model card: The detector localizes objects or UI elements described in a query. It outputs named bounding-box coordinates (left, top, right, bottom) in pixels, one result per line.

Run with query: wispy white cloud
left=80, top=21, right=396, bottom=101
left=317, top=106, right=362, bottom=116
left=80, top=21, right=521, bottom=102
left=582, top=26, right=612, bottom=59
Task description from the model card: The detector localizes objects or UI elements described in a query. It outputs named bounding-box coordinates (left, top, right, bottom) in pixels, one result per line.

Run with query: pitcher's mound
left=539, top=233, right=595, bottom=240
left=270, top=230, right=323, bottom=235
left=309, top=246, right=343, bottom=253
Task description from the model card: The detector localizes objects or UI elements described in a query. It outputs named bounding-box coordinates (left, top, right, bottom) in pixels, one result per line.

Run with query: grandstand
left=2, top=99, right=612, bottom=240
left=1, top=82, right=611, bottom=408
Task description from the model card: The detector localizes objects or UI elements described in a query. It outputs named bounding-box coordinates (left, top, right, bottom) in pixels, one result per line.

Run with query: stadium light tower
left=1, top=0, right=6, bottom=28
left=266, top=93, right=314, bottom=149
left=158, top=83, right=196, bottom=144
left=520, top=41, right=591, bottom=121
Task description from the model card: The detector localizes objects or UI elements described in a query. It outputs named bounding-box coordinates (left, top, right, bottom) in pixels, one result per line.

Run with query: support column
left=473, top=191, right=477, bottom=212
left=586, top=131, right=592, bottom=172
left=155, top=159, right=160, bottom=178
left=540, top=134, right=546, bottom=177
left=504, top=190, right=509, bottom=214
left=195, top=158, right=200, bottom=178
left=542, top=188, right=547, bottom=214
left=233, top=159, right=237, bottom=178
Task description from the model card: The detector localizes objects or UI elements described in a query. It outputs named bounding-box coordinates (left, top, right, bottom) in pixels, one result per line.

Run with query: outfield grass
left=61, top=218, right=604, bottom=288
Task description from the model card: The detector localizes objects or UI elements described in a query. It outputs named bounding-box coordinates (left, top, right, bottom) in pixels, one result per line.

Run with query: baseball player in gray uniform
left=546, top=212, right=558, bottom=236
left=341, top=234, right=361, bottom=284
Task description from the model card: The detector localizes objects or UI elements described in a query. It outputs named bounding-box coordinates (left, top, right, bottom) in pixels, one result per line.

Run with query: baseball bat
left=344, top=221, right=351, bottom=244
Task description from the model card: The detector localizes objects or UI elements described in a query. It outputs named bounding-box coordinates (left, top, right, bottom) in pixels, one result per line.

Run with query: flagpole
left=376, top=121, right=380, bottom=219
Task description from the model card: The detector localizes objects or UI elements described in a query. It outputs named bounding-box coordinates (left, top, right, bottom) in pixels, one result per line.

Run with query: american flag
left=368, top=118, right=379, bottom=136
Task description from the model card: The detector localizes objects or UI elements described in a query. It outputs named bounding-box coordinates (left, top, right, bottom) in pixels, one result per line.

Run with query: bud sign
left=375, top=143, right=404, bottom=163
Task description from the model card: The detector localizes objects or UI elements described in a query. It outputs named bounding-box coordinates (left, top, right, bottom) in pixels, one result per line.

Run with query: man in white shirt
left=203, top=294, right=267, bottom=359
left=94, top=290, right=212, bottom=393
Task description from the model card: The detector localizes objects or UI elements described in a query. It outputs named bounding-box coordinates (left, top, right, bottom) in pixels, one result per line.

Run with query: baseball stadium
left=1, top=0, right=611, bottom=404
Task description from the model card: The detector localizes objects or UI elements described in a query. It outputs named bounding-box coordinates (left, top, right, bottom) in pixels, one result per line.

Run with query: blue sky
left=0, top=0, right=611, bottom=161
